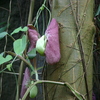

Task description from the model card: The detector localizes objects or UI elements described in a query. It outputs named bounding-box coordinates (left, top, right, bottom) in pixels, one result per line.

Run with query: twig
left=0, top=7, right=10, bottom=12
left=6, top=51, right=33, bottom=69
left=16, top=0, right=35, bottom=100
left=69, top=0, right=91, bottom=99
left=22, top=80, right=86, bottom=100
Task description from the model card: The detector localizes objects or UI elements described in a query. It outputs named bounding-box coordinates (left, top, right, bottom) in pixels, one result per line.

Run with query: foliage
left=0, top=0, right=94, bottom=100
left=0, top=24, right=9, bottom=39
left=95, top=4, right=100, bottom=29
left=0, top=0, right=52, bottom=99
left=11, top=26, right=28, bottom=35
left=0, top=54, right=12, bottom=65
left=13, top=35, right=27, bottom=55
left=0, top=32, right=8, bottom=39
left=93, top=2, right=100, bottom=100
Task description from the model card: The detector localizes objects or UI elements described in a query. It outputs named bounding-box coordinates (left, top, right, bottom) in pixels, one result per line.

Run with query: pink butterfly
left=20, top=67, right=30, bottom=98
left=28, top=25, right=39, bottom=52
left=45, top=18, right=61, bottom=64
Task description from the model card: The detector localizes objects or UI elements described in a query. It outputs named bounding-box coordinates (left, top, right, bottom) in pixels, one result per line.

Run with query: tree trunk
left=44, top=0, right=95, bottom=100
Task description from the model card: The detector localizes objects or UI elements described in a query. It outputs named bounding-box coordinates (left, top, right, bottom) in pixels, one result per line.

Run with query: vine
left=0, top=0, right=87, bottom=100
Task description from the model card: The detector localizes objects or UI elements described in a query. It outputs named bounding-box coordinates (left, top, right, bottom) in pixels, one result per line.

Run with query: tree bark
left=44, top=0, right=95, bottom=100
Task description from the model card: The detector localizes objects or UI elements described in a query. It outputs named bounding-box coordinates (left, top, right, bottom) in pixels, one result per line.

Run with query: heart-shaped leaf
left=0, top=24, right=9, bottom=33
left=13, top=35, right=27, bottom=55
left=0, top=32, right=8, bottom=39
left=0, top=55, right=12, bottom=65
left=11, top=26, right=28, bottom=35
left=0, top=26, right=7, bottom=33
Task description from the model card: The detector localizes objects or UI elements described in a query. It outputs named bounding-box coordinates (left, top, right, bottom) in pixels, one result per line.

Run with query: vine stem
left=22, top=80, right=65, bottom=100
left=16, top=0, right=36, bottom=99
left=32, top=58, right=39, bottom=80
left=22, top=80, right=86, bottom=100
left=69, top=0, right=90, bottom=99
left=0, top=0, right=12, bottom=99
left=0, top=67, right=7, bottom=73
left=6, top=51, right=34, bottom=71
left=27, top=0, right=35, bottom=24
left=34, top=0, right=51, bottom=29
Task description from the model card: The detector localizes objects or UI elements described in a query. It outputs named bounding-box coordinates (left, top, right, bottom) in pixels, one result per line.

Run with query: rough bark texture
left=45, top=0, right=95, bottom=100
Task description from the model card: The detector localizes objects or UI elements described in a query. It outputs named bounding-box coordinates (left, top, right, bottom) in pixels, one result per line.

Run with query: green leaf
left=13, top=35, right=27, bottom=55
left=0, top=22, right=6, bottom=26
left=0, top=55, right=12, bottom=65
left=11, top=26, right=28, bottom=35
left=0, top=52, right=4, bottom=56
left=22, top=35, right=27, bottom=49
left=22, top=26, right=28, bottom=31
left=0, top=24, right=9, bottom=33
left=0, top=26, right=7, bottom=33
left=6, top=64, right=12, bottom=71
left=65, top=82, right=86, bottom=100
left=28, top=48, right=36, bottom=59
left=95, top=4, right=100, bottom=16
left=13, top=39, right=22, bottom=55
left=0, top=32, right=8, bottom=39
left=11, top=27, right=22, bottom=35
